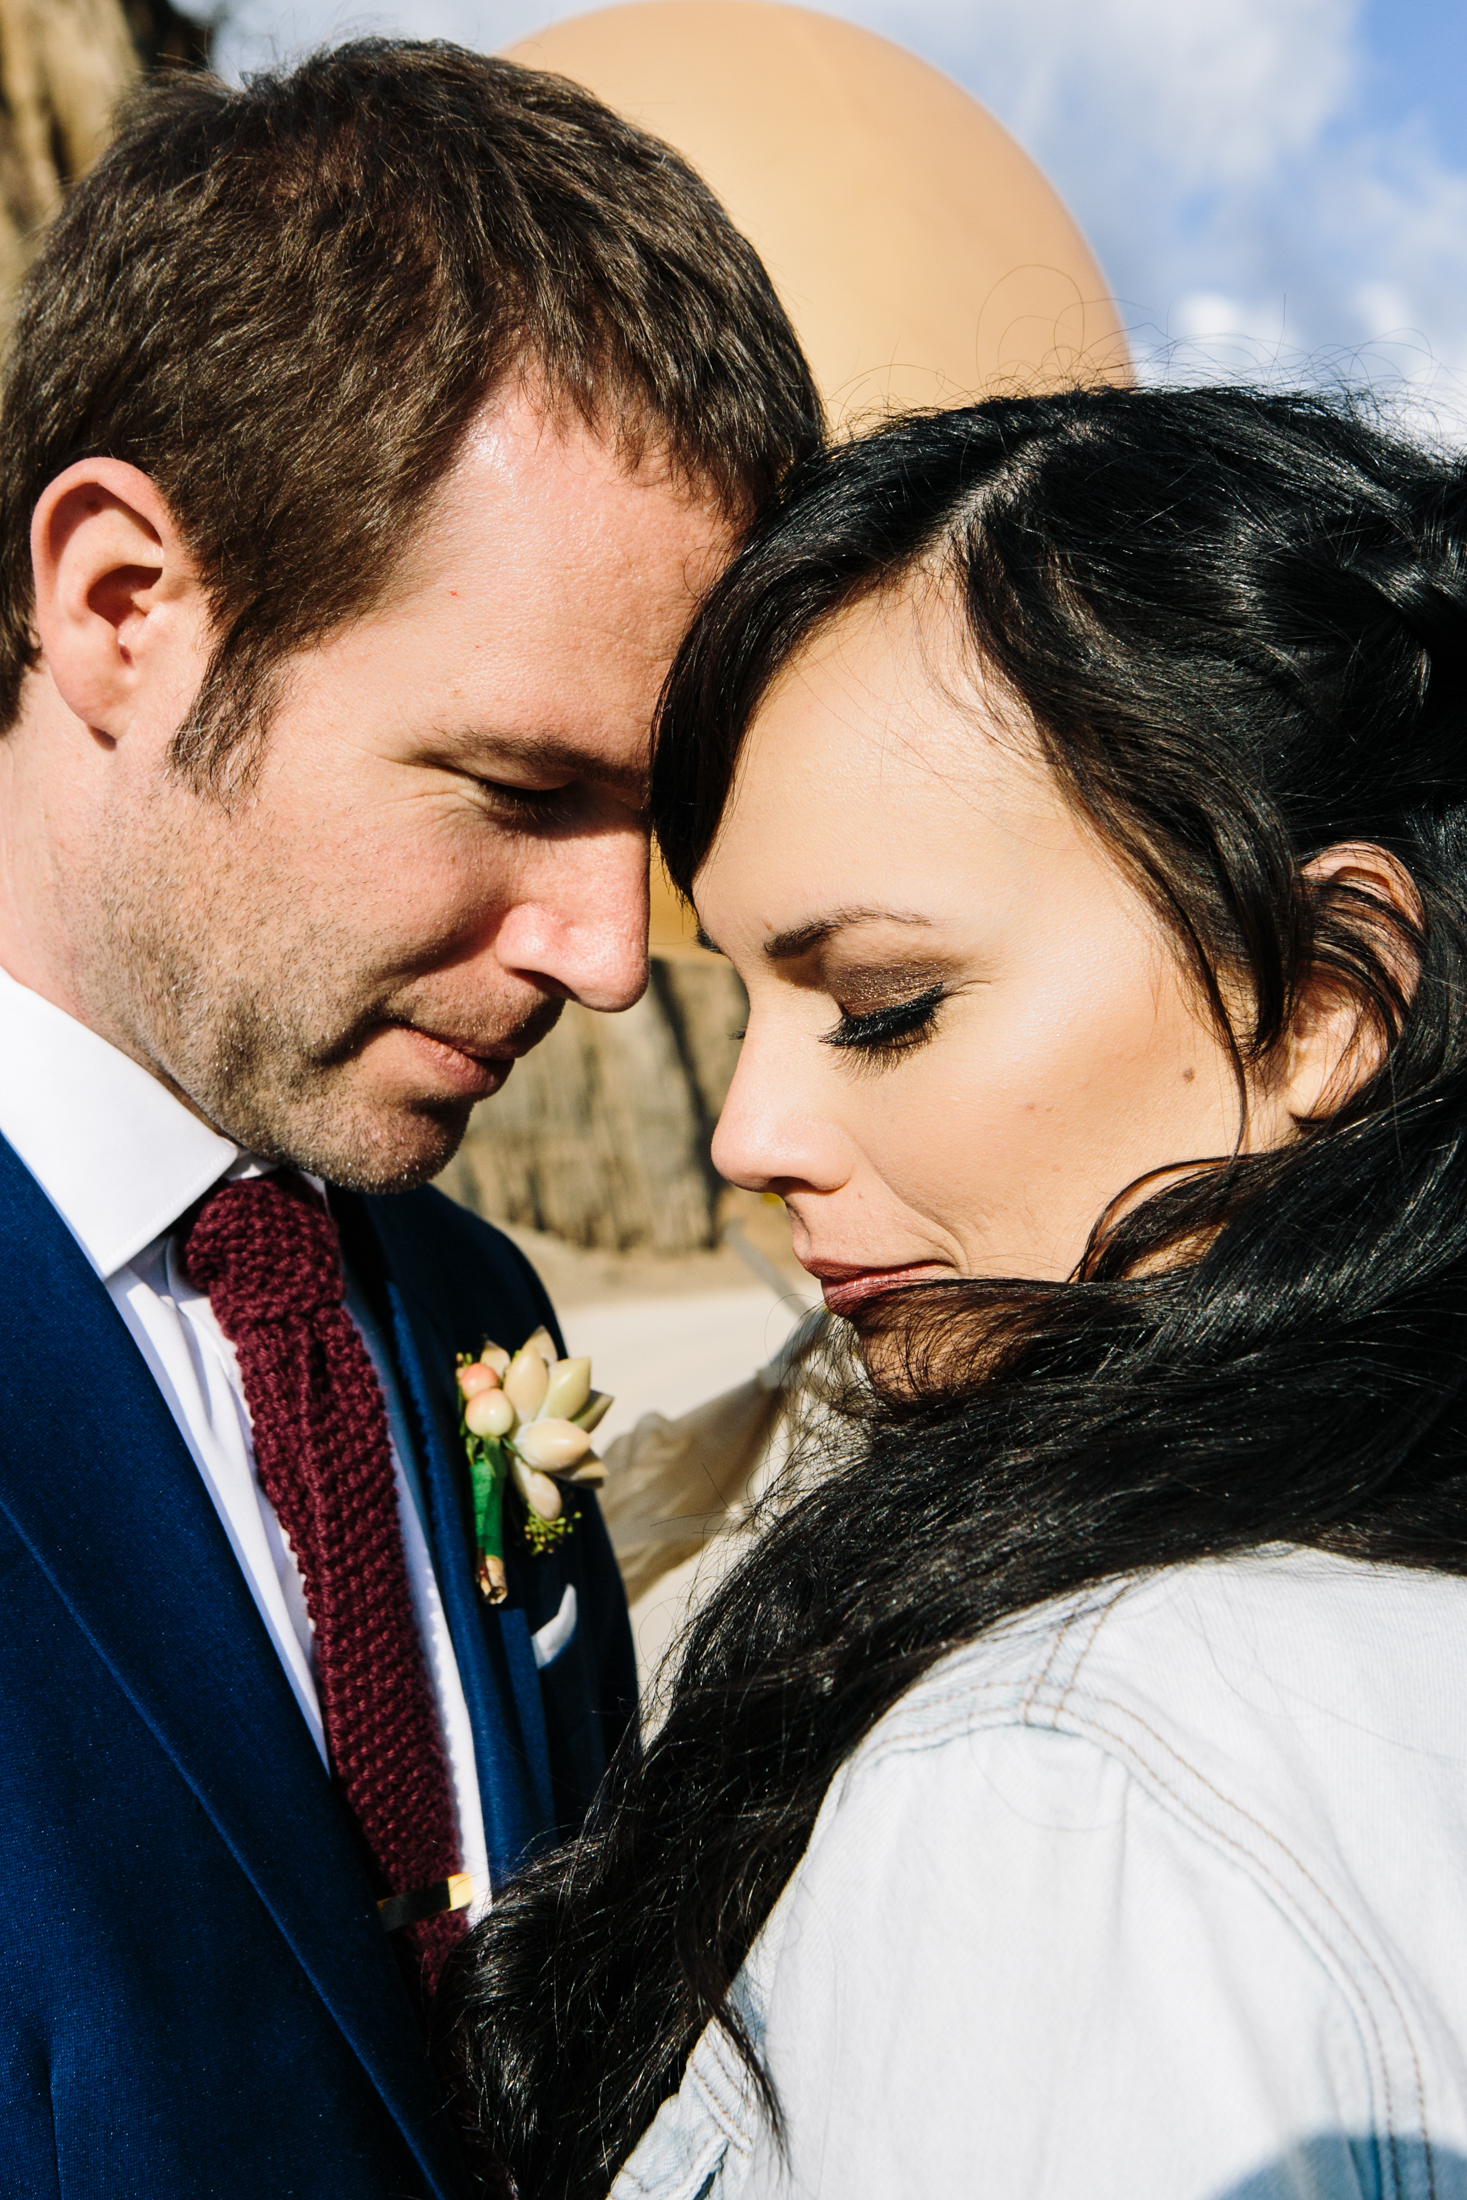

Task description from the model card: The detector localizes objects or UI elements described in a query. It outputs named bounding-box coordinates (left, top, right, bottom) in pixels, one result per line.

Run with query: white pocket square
left=531, top=1583, right=577, bottom=1669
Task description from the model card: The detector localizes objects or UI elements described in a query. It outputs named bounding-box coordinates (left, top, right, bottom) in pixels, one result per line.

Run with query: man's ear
left=30, top=458, right=207, bottom=737
left=1281, top=841, right=1423, bottom=1121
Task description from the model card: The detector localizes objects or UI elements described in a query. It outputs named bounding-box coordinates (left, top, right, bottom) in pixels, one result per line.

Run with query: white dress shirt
left=0, top=963, right=491, bottom=1918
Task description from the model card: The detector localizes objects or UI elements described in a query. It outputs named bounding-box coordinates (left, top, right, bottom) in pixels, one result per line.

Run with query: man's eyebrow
left=762, top=909, right=936, bottom=960
left=449, top=729, right=650, bottom=800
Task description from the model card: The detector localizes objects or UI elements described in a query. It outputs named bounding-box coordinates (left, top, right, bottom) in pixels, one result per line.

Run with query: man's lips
left=377, top=994, right=566, bottom=1098
left=802, top=1259, right=950, bottom=1318
left=388, top=1022, right=526, bottom=1100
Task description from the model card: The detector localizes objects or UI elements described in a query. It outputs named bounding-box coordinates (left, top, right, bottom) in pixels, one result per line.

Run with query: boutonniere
left=455, top=1326, right=613, bottom=1603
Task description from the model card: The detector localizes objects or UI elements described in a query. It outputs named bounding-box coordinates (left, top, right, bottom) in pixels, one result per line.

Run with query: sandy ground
left=483, top=1195, right=823, bottom=1688
left=490, top=1190, right=820, bottom=1450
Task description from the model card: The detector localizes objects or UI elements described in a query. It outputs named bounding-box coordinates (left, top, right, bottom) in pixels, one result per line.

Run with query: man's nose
left=493, top=829, right=650, bottom=1012
left=711, top=1027, right=851, bottom=1196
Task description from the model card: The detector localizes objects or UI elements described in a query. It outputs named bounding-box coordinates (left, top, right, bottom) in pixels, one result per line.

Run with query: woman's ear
left=1280, top=841, right=1423, bottom=1121
left=29, top=458, right=207, bottom=738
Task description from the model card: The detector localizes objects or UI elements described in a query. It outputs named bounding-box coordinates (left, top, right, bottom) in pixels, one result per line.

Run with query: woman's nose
left=711, top=1031, right=851, bottom=1196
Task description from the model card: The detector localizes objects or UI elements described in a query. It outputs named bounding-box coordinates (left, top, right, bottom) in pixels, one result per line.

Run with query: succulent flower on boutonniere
left=455, top=1326, right=614, bottom=1603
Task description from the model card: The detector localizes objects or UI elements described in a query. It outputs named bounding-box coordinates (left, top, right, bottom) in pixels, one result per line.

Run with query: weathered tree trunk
left=0, top=0, right=209, bottom=329
left=438, top=954, right=748, bottom=1254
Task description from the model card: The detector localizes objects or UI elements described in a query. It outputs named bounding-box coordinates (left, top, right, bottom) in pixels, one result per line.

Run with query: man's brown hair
left=0, top=39, right=822, bottom=782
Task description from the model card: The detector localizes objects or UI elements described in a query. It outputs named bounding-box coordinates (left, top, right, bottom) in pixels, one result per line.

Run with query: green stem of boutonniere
left=457, top=1334, right=613, bottom=1598
left=466, top=1432, right=508, bottom=1603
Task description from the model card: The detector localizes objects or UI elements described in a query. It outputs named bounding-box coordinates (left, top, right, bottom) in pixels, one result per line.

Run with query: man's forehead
left=431, top=382, right=732, bottom=548
left=462, top=381, right=681, bottom=487
left=378, top=426, right=736, bottom=694
left=353, top=386, right=736, bottom=783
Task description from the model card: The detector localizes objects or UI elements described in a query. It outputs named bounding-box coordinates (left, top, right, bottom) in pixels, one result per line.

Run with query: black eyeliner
left=822, top=981, right=947, bottom=1053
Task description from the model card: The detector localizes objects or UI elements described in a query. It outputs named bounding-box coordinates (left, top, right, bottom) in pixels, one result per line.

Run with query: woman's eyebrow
left=762, top=909, right=936, bottom=960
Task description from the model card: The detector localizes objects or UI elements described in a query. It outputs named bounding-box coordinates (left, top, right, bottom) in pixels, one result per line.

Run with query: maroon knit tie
left=180, top=1171, right=465, bottom=1993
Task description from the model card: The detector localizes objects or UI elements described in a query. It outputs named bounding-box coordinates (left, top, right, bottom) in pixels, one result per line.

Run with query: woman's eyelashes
left=822, top=981, right=948, bottom=1062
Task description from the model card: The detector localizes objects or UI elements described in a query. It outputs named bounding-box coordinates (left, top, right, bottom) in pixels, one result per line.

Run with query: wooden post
left=438, top=954, right=749, bottom=1254
left=0, top=0, right=210, bottom=333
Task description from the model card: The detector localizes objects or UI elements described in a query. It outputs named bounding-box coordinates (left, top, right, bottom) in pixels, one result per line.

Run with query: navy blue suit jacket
left=0, top=1131, right=637, bottom=2198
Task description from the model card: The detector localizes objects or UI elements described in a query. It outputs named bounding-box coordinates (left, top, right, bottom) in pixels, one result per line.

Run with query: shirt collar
left=0, top=963, right=247, bottom=1279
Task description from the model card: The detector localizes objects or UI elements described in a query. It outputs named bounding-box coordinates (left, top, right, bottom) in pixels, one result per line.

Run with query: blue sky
left=216, top=0, right=1467, bottom=434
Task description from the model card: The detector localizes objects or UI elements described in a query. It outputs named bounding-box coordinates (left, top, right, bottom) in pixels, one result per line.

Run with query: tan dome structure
left=505, top=1, right=1129, bottom=427
left=504, top=2, right=1129, bottom=950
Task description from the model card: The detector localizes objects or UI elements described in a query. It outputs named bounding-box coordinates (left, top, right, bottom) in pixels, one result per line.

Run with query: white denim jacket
left=611, top=1550, right=1467, bottom=2200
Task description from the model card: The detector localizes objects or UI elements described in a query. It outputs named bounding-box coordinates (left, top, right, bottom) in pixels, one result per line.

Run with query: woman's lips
left=806, top=1261, right=949, bottom=1317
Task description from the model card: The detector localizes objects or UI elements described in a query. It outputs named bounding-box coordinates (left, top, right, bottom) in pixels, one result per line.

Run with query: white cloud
left=838, top=0, right=1359, bottom=191
left=214, top=0, right=1467, bottom=438
left=881, top=0, right=1467, bottom=436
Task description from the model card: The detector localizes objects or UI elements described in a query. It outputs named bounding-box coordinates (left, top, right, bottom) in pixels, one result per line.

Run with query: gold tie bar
left=377, top=1871, right=474, bottom=1934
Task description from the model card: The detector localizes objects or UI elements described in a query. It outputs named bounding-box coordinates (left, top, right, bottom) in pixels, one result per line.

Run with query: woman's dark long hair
left=439, top=388, right=1467, bottom=2196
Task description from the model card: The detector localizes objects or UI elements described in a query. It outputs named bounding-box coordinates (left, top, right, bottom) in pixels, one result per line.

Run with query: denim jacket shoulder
left=609, top=1553, right=1467, bottom=2200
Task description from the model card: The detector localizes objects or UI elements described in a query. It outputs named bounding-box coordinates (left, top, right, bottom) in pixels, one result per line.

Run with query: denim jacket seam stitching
left=618, top=2122, right=730, bottom=2200
left=1019, top=1605, right=1084, bottom=1722
left=687, top=2026, right=758, bottom=2157
left=1017, top=1586, right=1126, bottom=1721
left=1052, top=1580, right=1140, bottom=1718
left=1046, top=1689, right=1426, bottom=2169
left=851, top=1676, right=1033, bottom=1764
left=842, top=1678, right=1422, bottom=2161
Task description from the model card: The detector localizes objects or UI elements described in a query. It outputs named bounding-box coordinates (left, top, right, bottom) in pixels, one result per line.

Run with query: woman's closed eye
left=822, top=981, right=947, bottom=1062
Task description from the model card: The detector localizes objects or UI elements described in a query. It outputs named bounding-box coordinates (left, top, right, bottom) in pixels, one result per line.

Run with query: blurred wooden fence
left=0, top=0, right=211, bottom=329
left=438, top=953, right=748, bottom=1254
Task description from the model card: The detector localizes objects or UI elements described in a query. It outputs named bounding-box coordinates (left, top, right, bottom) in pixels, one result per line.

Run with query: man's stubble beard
left=87, top=793, right=480, bottom=1194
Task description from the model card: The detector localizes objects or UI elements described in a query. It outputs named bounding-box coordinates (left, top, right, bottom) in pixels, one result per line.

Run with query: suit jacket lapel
left=0, top=1136, right=462, bottom=2199
left=361, top=1245, right=557, bottom=1873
